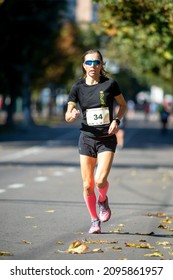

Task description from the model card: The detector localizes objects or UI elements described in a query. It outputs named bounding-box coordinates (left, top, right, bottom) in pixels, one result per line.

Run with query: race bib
left=86, top=107, right=110, bottom=126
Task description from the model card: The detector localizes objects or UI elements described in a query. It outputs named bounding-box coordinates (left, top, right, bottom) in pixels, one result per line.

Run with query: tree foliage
left=0, top=0, right=102, bottom=126
left=0, top=0, right=67, bottom=125
left=0, top=0, right=68, bottom=87
left=94, top=0, right=173, bottom=93
left=41, top=22, right=101, bottom=91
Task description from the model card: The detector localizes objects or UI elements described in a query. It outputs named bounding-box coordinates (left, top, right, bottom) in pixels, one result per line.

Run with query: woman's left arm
left=114, top=94, right=127, bottom=120
left=108, top=93, right=127, bottom=135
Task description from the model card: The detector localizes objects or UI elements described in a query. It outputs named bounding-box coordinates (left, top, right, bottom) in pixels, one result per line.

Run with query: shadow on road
left=0, top=198, right=172, bottom=210
left=0, top=160, right=172, bottom=169
left=124, top=127, right=173, bottom=148
left=0, top=121, right=173, bottom=168
left=1, top=122, right=172, bottom=147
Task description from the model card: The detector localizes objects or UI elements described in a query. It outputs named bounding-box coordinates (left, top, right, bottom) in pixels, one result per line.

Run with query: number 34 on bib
left=86, top=107, right=110, bottom=126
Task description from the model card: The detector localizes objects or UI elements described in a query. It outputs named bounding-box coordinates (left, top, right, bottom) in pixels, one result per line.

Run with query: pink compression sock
left=83, top=192, right=98, bottom=220
left=97, top=181, right=109, bottom=203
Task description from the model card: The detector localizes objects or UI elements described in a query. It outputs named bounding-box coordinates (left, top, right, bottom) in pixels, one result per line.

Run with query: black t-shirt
left=68, top=76, right=121, bottom=137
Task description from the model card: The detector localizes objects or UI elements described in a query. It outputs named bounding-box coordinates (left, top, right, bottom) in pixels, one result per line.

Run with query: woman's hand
left=71, top=108, right=80, bottom=120
left=108, top=120, right=119, bottom=135
left=65, top=108, right=80, bottom=122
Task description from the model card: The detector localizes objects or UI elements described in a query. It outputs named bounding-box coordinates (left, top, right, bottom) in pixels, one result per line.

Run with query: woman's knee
left=83, top=182, right=94, bottom=196
left=95, top=178, right=107, bottom=189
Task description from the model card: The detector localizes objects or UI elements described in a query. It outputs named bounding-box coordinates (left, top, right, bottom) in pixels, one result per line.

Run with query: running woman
left=65, top=49, right=127, bottom=234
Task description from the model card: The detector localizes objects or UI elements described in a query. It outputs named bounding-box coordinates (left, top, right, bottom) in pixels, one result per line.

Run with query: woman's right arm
left=65, top=102, right=80, bottom=122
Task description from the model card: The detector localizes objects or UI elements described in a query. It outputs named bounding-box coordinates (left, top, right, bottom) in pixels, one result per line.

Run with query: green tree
left=94, top=0, right=173, bottom=94
left=48, top=22, right=102, bottom=91
left=0, top=0, right=67, bottom=127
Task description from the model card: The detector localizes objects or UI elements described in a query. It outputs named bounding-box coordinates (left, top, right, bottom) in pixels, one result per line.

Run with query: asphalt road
left=0, top=112, right=173, bottom=260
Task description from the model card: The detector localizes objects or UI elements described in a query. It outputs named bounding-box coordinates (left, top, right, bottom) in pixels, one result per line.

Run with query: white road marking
left=0, top=189, right=6, bottom=194
left=0, top=146, right=44, bottom=161
left=34, top=176, right=48, bottom=182
left=53, top=171, right=64, bottom=176
left=66, top=167, right=76, bottom=173
left=8, top=183, right=24, bottom=189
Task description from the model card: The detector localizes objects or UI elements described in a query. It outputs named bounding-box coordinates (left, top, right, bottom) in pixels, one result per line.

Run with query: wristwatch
left=114, top=118, right=120, bottom=126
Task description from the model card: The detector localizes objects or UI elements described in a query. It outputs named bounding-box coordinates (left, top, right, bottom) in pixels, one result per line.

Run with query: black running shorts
left=78, top=133, right=117, bottom=158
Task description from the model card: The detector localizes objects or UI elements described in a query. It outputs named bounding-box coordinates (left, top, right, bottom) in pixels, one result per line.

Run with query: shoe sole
left=89, top=230, right=101, bottom=234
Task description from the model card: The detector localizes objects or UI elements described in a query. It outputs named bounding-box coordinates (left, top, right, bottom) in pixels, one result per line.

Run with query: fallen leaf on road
left=68, top=244, right=88, bottom=254
left=68, top=240, right=81, bottom=249
left=136, top=243, right=153, bottom=249
left=92, top=248, right=104, bottom=253
left=124, top=242, right=136, bottom=247
left=112, top=246, right=122, bottom=251
left=161, top=217, right=172, bottom=224
left=147, top=212, right=166, bottom=217
left=67, top=240, right=88, bottom=254
left=83, top=239, right=117, bottom=244
left=155, top=212, right=166, bottom=217
left=25, top=216, right=34, bottom=219
left=56, top=241, right=64, bottom=245
left=110, top=228, right=122, bottom=233
left=125, top=243, right=153, bottom=249
left=144, top=252, right=163, bottom=257
left=158, top=224, right=173, bottom=231
left=158, top=224, right=168, bottom=229
left=45, top=210, right=55, bottom=213
left=0, top=251, right=13, bottom=256
left=156, top=241, right=170, bottom=246
left=21, top=240, right=32, bottom=244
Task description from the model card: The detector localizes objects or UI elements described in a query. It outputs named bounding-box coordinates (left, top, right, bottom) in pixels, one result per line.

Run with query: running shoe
left=98, top=196, right=111, bottom=222
left=88, top=219, right=101, bottom=234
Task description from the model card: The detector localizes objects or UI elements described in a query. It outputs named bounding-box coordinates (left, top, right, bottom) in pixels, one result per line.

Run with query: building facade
left=66, top=0, right=97, bottom=23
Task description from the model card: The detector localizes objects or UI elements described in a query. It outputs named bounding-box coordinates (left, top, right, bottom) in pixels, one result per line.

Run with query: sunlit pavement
left=0, top=111, right=173, bottom=260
